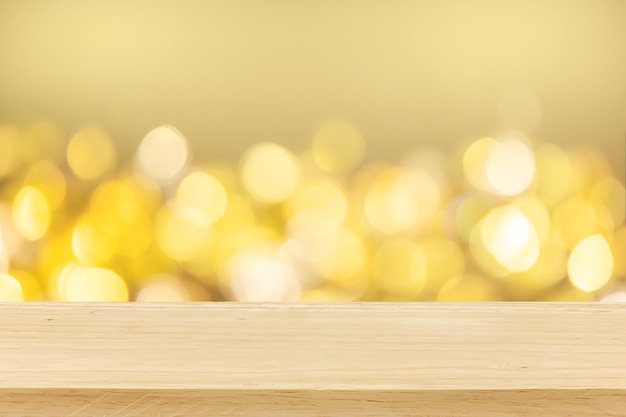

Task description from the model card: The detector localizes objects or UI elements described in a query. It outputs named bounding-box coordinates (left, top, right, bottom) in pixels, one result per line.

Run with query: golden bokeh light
left=315, top=229, right=367, bottom=284
left=372, top=239, right=426, bottom=300
left=89, top=180, right=154, bottom=258
left=312, top=121, right=366, bottom=173
left=449, top=195, right=493, bottom=242
left=67, top=127, right=117, bottom=180
left=364, top=169, right=439, bottom=235
left=419, top=238, right=465, bottom=295
left=568, top=149, right=612, bottom=195
left=0, top=273, right=24, bottom=301
left=136, top=274, right=191, bottom=302
left=542, top=286, right=595, bottom=302
left=0, top=225, right=8, bottom=273
left=136, top=125, right=190, bottom=182
left=12, top=186, right=50, bottom=241
left=155, top=206, right=212, bottom=262
left=502, top=234, right=567, bottom=300
left=240, top=142, right=300, bottom=204
left=227, top=251, right=302, bottom=302
left=72, top=215, right=116, bottom=266
left=10, top=270, right=44, bottom=301
left=600, top=288, right=626, bottom=302
left=0, top=204, right=23, bottom=259
left=463, top=137, right=497, bottom=192
left=23, top=161, right=66, bottom=210
left=276, top=238, right=323, bottom=289
left=485, top=138, right=535, bottom=196
left=61, top=264, right=128, bottom=302
left=535, top=144, right=572, bottom=204
left=480, top=205, right=540, bottom=273
left=589, top=177, right=626, bottom=228
left=514, top=196, right=551, bottom=243
left=174, top=171, right=228, bottom=227
left=611, top=227, right=626, bottom=280
left=286, top=179, right=347, bottom=239
left=437, top=274, right=500, bottom=301
left=0, top=119, right=622, bottom=302
left=0, top=0, right=625, bottom=307
left=552, top=197, right=613, bottom=250
left=567, top=234, right=614, bottom=293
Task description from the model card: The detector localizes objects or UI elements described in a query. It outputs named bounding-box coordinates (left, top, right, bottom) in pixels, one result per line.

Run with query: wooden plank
left=1, top=389, right=625, bottom=417
left=1, top=303, right=625, bottom=416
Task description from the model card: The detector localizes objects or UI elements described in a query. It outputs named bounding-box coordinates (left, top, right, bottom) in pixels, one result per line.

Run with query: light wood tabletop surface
left=1, top=302, right=625, bottom=416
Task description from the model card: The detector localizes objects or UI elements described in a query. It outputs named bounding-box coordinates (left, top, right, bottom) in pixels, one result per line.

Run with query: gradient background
left=0, top=0, right=624, bottom=171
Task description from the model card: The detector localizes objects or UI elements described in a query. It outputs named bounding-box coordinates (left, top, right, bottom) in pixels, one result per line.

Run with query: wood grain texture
left=1, top=303, right=625, bottom=416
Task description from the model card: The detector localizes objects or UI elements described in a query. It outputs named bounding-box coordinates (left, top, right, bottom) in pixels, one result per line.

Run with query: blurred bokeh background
left=0, top=0, right=624, bottom=301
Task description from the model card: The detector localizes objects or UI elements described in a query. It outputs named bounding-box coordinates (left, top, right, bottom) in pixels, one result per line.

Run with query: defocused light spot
left=372, top=239, right=426, bottom=299
left=553, top=197, right=613, bottom=250
left=286, top=179, right=347, bottom=238
left=535, top=144, right=571, bottom=204
left=420, top=238, right=465, bottom=293
left=312, top=121, right=365, bottom=173
left=10, top=270, right=43, bottom=301
left=24, top=161, right=66, bottom=209
left=452, top=195, right=493, bottom=242
left=568, top=148, right=612, bottom=193
left=601, top=289, right=626, bottom=302
left=315, top=229, right=366, bottom=283
left=277, top=238, right=322, bottom=289
left=0, top=229, right=8, bottom=273
left=90, top=180, right=153, bottom=258
left=62, top=264, right=128, bottom=302
left=611, top=227, right=626, bottom=280
left=498, top=86, right=543, bottom=132
left=136, top=125, right=190, bottom=182
left=240, top=142, right=300, bottom=204
left=502, top=234, right=567, bottom=299
left=181, top=234, right=219, bottom=281
left=0, top=204, right=22, bottom=258
left=589, top=177, right=625, bottom=228
left=364, top=169, right=439, bottom=235
left=463, top=137, right=497, bottom=191
left=514, top=196, right=551, bottom=243
left=91, top=181, right=142, bottom=227
left=217, top=227, right=282, bottom=268
left=486, top=138, right=535, bottom=196
left=136, top=274, right=191, bottom=302
left=12, top=186, right=50, bottom=241
left=72, top=215, right=116, bottom=265
left=0, top=273, right=23, bottom=301
left=228, top=253, right=301, bottom=302
left=469, top=222, right=511, bottom=279
left=155, top=206, right=211, bottom=262
left=174, top=171, right=227, bottom=227
left=542, top=286, right=595, bottom=302
left=437, top=274, right=499, bottom=301
left=301, top=288, right=347, bottom=302
left=568, top=234, right=613, bottom=292
left=40, top=239, right=73, bottom=300
left=481, top=205, right=539, bottom=272
left=277, top=232, right=367, bottom=292
left=67, top=127, right=117, bottom=180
